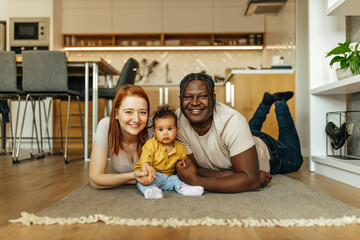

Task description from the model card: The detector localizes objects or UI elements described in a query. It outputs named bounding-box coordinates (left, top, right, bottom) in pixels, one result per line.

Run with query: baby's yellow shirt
left=134, top=137, right=187, bottom=176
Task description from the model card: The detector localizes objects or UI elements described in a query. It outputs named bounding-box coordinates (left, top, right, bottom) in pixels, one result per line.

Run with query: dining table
left=16, top=55, right=120, bottom=161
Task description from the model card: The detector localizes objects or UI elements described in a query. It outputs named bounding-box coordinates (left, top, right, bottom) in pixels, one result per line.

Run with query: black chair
left=17, top=51, right=84, bottom=164
left=97, top=57, right=139, bottom=99
left=86, top=58, right=139, bottom=115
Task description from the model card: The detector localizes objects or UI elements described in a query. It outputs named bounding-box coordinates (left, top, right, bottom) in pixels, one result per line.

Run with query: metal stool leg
left=64, top=95, right=71, bottom=164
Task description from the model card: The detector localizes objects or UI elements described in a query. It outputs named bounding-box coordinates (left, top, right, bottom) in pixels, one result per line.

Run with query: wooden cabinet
left=225, top=73, right=295, bottom=139
left=52, top=99, right=105, bottom=151
left=142, top=86, right=180, bottom=117
left=214, top=85, right=226, bottom=104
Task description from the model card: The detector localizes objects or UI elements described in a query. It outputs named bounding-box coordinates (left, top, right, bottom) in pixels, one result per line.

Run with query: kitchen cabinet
left=62, top=9, right=112, bottom=34
left=225, top=71, right=295, bottom=139
left=214, top=85, right=226, bottom=104
left=112, top=8, right=162, bottom=33
left=52, top=99, right=105, bottom=151
left=141, top=86, right=180, bottom=117
left=163, top=7, right=213, bottom=33
left=213, top=7, right=265, bottom=32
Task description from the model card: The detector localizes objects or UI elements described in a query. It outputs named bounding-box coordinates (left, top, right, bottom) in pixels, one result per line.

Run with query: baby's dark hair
left=153, top=105, right=178, bottom=128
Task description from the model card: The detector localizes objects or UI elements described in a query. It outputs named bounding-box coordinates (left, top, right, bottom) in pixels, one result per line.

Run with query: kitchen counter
left=135, top=69, right=295, bottom=87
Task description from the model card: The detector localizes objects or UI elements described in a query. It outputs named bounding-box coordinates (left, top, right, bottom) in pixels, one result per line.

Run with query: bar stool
left=17, top=51, right=84, bottom=164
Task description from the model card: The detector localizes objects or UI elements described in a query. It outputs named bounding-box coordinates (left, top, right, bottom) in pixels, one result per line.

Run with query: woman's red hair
left=108, top=84, right=150, bottom=156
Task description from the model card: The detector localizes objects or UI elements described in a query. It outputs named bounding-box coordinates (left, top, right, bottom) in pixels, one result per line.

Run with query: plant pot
left=336, top=67, right=358, bottom=80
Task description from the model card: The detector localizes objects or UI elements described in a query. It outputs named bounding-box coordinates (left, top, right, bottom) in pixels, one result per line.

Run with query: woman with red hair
left=89, top=84, right=154, bottom=189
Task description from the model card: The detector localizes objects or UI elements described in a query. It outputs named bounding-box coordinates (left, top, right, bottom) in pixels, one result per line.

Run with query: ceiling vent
left=245, top=0, right=287, bottom=16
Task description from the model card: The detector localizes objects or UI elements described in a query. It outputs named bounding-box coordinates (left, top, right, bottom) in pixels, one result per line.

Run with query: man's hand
left=176, top=157, right=198, bottom=185
left=259, top=170, right=272, bottom=188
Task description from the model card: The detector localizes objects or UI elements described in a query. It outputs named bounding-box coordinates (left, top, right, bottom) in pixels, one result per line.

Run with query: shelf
left=326, top=0, right=360, bottom=16
left=310, top=74, right=360, bottom=95
left=311, top=155, right=360, bottom=188
left=62, top=32, right=265, bottom=51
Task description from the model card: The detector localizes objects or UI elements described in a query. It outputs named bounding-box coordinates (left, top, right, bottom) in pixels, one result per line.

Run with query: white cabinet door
left=163, top=7, right=213, bottom=33
left=214, top=7, right=265, bottom=33
left=63, top=8, right=112, bottom=33
left=112, top=8, right=162, bottom=33
left=63, top=0, right=111, bottom=8
left=0, top=0, right=9, bottom=20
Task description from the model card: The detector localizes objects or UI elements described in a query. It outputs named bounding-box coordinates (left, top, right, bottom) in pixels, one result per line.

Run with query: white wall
left=295, top=0, right=310, bottom=156
left=308, top=0, right=346, bottom=158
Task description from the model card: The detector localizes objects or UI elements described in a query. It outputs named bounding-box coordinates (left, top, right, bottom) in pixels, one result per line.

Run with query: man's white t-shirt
left=176, top=102, right=270, bottom=172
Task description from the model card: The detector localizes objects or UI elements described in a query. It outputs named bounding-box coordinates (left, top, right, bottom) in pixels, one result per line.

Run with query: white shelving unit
left=311, top=74, right=360, bottom=95
left=309, top=0, right=360, bottom=189
left=326, top=0, right=360, bottom=16
left=310, top=75, right=360, bottom=188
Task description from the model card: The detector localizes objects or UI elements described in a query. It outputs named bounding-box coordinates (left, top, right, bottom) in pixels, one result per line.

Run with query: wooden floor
left=0, top=151, right=359, bottom=240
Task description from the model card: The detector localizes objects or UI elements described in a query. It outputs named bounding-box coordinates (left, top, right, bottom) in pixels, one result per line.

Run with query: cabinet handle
left=159, top=87, right=163, bottom=105
left=164, top=87, right=168, bottom=104
left=231, top=84, right=235, bottom=107
left=225, top=82, right=231, bottom=103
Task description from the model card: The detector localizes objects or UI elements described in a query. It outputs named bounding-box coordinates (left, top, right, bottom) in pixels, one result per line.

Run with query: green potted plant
left=326, top=40, right=360, bottom=80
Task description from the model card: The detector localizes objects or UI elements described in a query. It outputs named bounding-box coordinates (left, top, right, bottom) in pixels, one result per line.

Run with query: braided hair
left=179, top=73, right=216, bottom=115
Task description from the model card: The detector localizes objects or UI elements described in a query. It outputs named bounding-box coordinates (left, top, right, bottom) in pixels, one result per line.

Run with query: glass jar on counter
left=248, top=34, right=255, bottom=45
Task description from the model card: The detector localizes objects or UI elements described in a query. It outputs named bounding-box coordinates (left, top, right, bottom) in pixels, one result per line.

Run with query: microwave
left=10, top=17, right=50, bottom=47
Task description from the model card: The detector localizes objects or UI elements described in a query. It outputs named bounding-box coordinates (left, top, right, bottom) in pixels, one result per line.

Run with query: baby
left=134, top=105, right=204, bottom=199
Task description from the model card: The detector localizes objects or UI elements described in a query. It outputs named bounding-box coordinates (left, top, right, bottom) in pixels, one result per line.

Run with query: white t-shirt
left=94, top=117, right=154, bottom=173
left=176, top=102, right=270, bottom=172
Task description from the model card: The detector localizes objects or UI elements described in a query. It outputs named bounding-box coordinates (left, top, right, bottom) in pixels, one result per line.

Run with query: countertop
left=136, top=69, right=295, bottom=87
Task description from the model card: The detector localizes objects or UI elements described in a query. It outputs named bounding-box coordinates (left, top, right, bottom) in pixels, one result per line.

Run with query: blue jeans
left=136, top=172, right=186, bottom=195
left=249, top=101, right=303, bottom=174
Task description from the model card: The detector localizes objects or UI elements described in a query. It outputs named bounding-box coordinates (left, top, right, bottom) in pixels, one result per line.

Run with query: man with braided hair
left=175, top=72, right=303, bottom=193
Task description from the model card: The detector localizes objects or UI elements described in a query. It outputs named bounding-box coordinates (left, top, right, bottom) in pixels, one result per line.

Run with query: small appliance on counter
left=271, top=55, right=292, bottom=69
left=9, top=17, right=50, bottom=54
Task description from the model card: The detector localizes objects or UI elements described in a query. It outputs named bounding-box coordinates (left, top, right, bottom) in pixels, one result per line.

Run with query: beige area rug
left=10, top=175, right=360, bottom=227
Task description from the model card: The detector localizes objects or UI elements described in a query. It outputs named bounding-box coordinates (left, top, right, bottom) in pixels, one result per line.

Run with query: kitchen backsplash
left=68, top=50, right=263, bottom=84
left=262, top=0, right=296, bottom=68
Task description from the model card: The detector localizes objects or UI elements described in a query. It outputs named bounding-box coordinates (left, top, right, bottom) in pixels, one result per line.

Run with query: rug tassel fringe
left=9, top=212, right=360, bottom=228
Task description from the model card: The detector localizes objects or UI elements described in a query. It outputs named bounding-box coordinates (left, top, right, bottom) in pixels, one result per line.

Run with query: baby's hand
left=138, top=163, right=156, bottom=185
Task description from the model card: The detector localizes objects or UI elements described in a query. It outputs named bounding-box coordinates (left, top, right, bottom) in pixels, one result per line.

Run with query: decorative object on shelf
left=325, top=40, right=360, bottom=80
left=325, top=111, right=359, bottom=160
left=325, top=121, right=353, bottom=150
left=138, top=58, right=159, bottom=82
